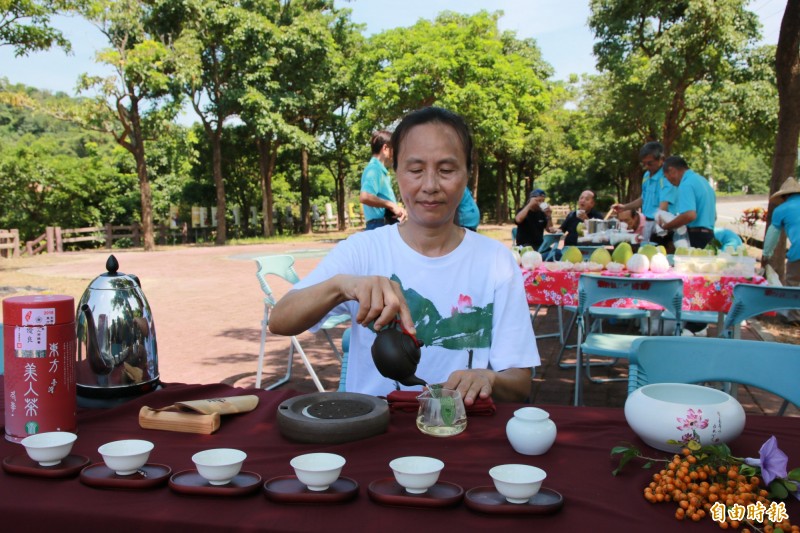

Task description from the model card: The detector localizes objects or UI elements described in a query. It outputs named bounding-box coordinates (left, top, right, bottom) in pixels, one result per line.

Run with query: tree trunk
left=257, top=138, right=277, bottom=237
left=336, top=159, right=346, bottom=231
left=471, top=150, right=480, bottom=217
left=495, top=157, right=507, bottom=222
left=767, top=0, right=800, bottom=280
left=300, top=147, right=311, bottom=234
left=126, top=97, right=155, bottom=251
left=211, top=128, right=227, bottom=245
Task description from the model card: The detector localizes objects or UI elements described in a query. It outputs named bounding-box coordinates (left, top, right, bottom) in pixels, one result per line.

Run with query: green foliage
left=0, top=0, right=86, bottom=56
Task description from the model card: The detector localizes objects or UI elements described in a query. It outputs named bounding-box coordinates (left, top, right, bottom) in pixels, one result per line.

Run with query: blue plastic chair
left=572, top=274, right=684, bottom=406
left=722, top=284, right=800, bottom=338
left=337, top=327, right=351, bottom=392
left=538, top=233, right=563, bottom=262
left=628, top=337, right=800, bottom=415
left=511, top=227, right=517, bottom=246
left=254, top=255, right=350, bottom=391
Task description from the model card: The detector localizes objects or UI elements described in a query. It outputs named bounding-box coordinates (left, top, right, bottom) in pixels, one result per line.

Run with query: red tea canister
left=2, top=295, right=77, bottom=442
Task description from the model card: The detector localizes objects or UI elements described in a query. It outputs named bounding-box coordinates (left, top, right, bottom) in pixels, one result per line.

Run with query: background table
left=1, top=380, right=798, bottom=532
left=522, top=267, right=766, bottom=312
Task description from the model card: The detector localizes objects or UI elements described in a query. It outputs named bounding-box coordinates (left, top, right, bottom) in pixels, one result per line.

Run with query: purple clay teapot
left=371, top=322, right=426, bottom=387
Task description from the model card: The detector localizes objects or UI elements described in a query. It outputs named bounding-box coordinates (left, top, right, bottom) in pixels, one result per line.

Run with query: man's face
left=530, top=195, right=545, bottom=208
left=663, top=166, right=682, bottom=186
left=578, top=190, right=595, bottom=211
left=641, top=154, right=663, bottom=175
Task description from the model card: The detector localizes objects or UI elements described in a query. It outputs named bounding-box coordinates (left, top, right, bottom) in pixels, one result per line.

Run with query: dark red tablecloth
left=1, top=380, right=798, bottom=532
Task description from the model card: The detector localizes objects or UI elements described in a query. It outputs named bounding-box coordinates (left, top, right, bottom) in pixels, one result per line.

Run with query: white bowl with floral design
left=624, top=383, right=745, bottom=453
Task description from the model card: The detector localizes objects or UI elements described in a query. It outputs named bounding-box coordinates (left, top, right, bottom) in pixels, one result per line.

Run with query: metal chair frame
left=254, top=255, right=349, bottom=391
left=572, top=274, right=684, bottom=406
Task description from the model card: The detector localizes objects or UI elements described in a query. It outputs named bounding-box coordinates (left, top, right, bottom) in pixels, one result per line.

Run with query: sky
left=0, top=0, right=787, bottom=124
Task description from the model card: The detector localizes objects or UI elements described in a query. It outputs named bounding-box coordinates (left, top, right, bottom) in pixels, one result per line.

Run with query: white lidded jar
left=505, top=407, right=557, bottom=455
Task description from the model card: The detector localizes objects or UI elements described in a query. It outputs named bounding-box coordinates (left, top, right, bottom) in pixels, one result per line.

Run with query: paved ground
left=1, top=220, right=795, bottom=416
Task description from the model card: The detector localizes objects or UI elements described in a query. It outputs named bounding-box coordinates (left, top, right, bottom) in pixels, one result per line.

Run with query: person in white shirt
left=269, top=107, right=539, bottom=405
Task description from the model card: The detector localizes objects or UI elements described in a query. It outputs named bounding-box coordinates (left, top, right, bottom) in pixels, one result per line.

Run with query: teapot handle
left=390, top=319, right=423, bottom=348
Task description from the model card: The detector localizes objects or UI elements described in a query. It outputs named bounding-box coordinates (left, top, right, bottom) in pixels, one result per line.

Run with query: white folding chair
left=254, top=255, right=350, bottom=391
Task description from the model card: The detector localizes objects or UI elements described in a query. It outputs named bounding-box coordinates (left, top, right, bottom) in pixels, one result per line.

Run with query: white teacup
left=21, top=432, right=77, bottom=467
left=192, top=448, right=247, bottom=486
left=489, top=464, right=547, bottom=504
left=389, top=456, right=444, bottom=494
left=98, top=439, right=154, bottom=476
left=290, top=453, right=345, bottom=491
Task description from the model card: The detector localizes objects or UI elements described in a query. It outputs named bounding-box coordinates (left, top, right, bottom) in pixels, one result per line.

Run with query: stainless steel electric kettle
left=75, top=255, right=160, bottom=402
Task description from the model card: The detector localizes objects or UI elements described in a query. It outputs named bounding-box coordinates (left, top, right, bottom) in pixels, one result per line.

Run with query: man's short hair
left=639, top=141, right=664, bottom=160
left=662, top=156, right=689, bottom=171
left=370, top=130, right=392, bottom=155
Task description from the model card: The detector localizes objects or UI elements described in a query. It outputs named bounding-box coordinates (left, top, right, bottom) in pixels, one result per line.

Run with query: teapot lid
left=85, top=255, right=142, bottom=291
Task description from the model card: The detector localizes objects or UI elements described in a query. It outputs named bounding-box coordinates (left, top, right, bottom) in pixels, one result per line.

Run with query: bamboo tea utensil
left=139, top=407, right=221, bottom=434
left=138, top=395, right=259, bottom=434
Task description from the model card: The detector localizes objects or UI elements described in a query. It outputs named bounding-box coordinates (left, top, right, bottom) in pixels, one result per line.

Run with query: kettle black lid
left=85, top=255, right=142, bottom=291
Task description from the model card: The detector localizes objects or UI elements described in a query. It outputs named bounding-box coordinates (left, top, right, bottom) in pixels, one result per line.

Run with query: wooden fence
left=0, top=229, right=20, bottom=258
left=0, top=224, right=144, bottom=257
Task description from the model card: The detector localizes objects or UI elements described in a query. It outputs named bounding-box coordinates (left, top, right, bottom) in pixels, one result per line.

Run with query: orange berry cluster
left=643, top=448, right=799, bottom=532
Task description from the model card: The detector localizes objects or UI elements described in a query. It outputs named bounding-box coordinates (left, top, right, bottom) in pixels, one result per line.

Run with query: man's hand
left=442, top=369, right=495, bottom=407
left=338, top=275, right=414, bottom=334
left=389, top=203, right=407, bottom=223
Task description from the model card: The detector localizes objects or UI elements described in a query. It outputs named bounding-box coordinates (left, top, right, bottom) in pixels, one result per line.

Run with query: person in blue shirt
left=612, top=142, right=676, bottom=245
left=763, top=177, right=800, bottom=323
left=713, top=227, right=743, bottom=251
left=360, top=130, right=407, bottom=230
left=456, top=188, right=480, bottom=231
left=659, top=156, right=717, bottom=249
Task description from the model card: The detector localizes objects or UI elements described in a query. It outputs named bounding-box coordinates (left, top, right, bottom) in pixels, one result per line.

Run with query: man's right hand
left=389, top=203, right=407, bottom=223
left=338, top=274, right=414, bottom=334
left=612, top=203, right=624, bottom=212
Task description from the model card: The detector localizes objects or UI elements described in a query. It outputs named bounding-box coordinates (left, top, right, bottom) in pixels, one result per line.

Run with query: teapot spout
left=398, top=375, right=428, bottom=388
left=81, top=304, right=113, bottom=376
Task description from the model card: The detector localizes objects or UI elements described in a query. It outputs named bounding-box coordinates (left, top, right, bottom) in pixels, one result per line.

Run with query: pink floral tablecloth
left=522, top=267, right=767, bottom=312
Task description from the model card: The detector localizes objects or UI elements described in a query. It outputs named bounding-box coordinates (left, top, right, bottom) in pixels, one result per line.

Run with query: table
left=1, top=380, right=798, bottom=532
left=522, top=267, right=766, bottom=312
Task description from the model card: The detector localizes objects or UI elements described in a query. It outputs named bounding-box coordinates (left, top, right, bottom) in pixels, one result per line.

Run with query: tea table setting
left=1, top=377, right=799, bottom=532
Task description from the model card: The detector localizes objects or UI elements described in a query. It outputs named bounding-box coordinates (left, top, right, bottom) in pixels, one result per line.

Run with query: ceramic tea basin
left=624, top=383, right=745, bottom=453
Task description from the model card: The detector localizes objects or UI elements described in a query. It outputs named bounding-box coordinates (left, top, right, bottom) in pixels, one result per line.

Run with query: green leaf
left=769, top=479, right=789, bottom=500
left=612, top=449, right=640, bottom=476
left=787, top=468, right=800, bottom=482
left=611, top=446, right=633, bottom=455
left=642, top=461, right=652, bottom=469
left=739, top=464, right=757, bottom=477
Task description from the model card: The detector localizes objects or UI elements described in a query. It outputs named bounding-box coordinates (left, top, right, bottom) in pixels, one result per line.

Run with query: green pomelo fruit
left=611, top=242, right=633, bottom=265
left=589, top=247, right=612, bottom=267
left=639, top=244, right=659, bottom=260
left=561, top=246, right=584, bottom=264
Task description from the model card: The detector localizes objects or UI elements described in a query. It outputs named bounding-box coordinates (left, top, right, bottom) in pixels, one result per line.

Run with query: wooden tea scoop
left=139, top=395, right=259, bottom=434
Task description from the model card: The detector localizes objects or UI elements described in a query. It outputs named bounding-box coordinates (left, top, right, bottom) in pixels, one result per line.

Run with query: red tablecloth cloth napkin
left=384, top=390, right=496, bottom=415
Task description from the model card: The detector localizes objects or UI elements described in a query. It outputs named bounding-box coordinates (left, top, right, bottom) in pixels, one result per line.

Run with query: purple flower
left=746, top=436, right=789, bottom=486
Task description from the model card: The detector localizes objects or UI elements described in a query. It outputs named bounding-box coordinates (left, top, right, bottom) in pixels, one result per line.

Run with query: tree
left=588, top=0, right=770, bottom=203
left=1, top=0, right=83, bottom=56
left=167, top=0, right=251, bottom=245
left=766, top=0, right=800, bottom=279
left=358, top=11, right=552, bottom=222
left=76, top=0, right=181, bottom=251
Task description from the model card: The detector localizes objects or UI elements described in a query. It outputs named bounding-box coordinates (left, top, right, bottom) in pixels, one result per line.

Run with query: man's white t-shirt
left=294, top=225, right=540, bottom=397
